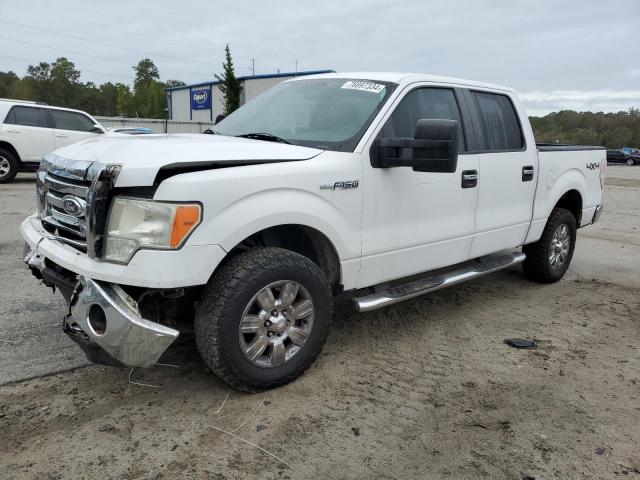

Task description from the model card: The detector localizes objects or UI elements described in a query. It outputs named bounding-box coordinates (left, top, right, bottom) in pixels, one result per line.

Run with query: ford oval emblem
left=61, top=195, right=86, bottom=218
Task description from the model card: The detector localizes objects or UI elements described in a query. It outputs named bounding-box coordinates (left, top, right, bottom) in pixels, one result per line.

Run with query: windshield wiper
left=237, top=132, right=291, bottom=144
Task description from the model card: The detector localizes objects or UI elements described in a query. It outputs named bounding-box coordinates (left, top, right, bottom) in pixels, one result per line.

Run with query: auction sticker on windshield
left=341, top=81, right=385, bottom=94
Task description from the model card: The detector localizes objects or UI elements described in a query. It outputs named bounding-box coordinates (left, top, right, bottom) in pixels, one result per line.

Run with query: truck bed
left=529, top=144, right=605, bottom=241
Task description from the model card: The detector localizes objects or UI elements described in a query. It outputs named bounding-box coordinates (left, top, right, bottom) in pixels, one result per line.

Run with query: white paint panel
left=170, top=88, right=191, bottom=122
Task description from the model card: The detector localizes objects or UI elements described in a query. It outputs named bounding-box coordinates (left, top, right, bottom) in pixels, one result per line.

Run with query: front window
left=50, top=109, right=95, bottom=132
left=214, top=78, right=395, bottom=152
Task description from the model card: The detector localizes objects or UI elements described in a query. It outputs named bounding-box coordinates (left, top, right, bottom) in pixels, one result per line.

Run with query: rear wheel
left=522, top=207, right=577, bottom=283
left=0, top=149, right=19, bottom=184
left=195, top=247, right=333, bottom=392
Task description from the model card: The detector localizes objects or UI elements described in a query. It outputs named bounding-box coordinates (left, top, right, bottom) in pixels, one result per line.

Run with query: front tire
left=195, top=247, right=333, bottom=392
left=522, top=207, right=577, bottom=283
left=0, top=149, right=19, bottom=184
left=626, top=158, right=635, bottom=166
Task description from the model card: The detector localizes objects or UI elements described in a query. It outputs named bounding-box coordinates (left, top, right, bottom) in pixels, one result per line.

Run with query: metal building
left=166, top=70, right=334, bottom=122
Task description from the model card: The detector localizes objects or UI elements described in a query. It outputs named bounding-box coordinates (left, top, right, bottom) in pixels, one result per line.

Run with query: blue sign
left=191, top=88, right=211, bottom=110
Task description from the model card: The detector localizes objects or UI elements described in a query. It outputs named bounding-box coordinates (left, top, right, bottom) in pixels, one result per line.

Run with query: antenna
left=294, top=60, right=298, bottom=76
left=249, top=58, right=255, bottom=76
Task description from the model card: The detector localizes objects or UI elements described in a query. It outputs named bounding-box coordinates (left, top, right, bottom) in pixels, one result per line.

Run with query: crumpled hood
left=52, top=133, right=323, bottom=187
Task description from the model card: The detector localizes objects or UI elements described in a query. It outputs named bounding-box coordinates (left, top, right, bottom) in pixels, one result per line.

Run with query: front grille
left=40, top=172, right=90, bottom=251
left=36, top=154, right=121, bottom=258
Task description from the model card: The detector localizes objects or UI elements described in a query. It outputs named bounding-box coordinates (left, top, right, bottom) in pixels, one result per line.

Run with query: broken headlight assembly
left=103, top=198, right=202, bottom=264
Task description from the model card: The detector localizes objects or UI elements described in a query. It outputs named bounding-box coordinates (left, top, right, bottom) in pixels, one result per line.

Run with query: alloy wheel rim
left=0, top=157, right=10, bottom=177
left=627, top=158, right=634, bottom=166
left=238, top=280, right=314, bottom=368
left=549, top=223, right=570, bottom=269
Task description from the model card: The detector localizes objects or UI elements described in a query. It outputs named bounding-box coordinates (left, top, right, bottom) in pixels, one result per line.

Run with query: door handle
left=6, top=129, right=21, bottom=133
left=55, top=134, right=68, bottom=138
left=522, top=165, right=535, bottom=182
left=461, top=170, right=478, bottom=188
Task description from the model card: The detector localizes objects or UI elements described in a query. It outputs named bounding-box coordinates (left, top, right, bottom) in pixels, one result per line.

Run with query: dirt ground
left=1, top=166, right=639, bottom=479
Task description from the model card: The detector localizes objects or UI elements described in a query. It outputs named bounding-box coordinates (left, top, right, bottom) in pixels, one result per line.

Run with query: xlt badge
left=320, top=180, right=359, bottom=190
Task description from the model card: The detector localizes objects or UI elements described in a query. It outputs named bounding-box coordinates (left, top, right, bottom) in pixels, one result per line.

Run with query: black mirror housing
left=372, top=119, right=459, bottom=173
left=412, top=119, right=458, bottom=172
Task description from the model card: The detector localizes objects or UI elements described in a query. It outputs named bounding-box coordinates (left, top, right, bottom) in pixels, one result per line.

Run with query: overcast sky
left=0, top=0, right=638, bottom=115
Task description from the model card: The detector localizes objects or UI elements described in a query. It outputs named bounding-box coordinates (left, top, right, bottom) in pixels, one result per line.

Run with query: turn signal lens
left=171, top=205, right=201, bottom=247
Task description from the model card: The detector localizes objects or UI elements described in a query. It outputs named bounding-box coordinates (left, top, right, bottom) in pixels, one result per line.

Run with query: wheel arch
left=544, top=168, right=587, bottom=226
left=0, top=141, right=21, bottom=162
left=553, top=188, right=583, bottom=225
left=224, top=224, right=343, bottom=293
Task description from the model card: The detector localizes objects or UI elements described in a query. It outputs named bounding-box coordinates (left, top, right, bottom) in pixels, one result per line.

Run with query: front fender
left=153, top=152, right=363, bottom=287
left=203, top=187, right=357, bottom=259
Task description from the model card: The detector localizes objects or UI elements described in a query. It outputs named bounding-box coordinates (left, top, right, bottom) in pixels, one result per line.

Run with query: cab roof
left=287, top=71, right=514, bottom=93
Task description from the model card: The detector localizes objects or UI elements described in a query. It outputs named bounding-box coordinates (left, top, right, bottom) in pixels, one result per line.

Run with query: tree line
left=0, top=55, right=638, bottom=147
left=530, top=108, right=640, bottom=148
left=0, top=45, right=243, bottom=120
left=0, top=57, right=185, bottom=118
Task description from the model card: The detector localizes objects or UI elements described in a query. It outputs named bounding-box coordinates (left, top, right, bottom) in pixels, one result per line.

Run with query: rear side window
left=50, top=110, right=95, bottom=132
left=381, top=88, right=466, bottom=151
left=471, top=91, right=523, bottom=151
left=4, top=106, right=48, bottom=128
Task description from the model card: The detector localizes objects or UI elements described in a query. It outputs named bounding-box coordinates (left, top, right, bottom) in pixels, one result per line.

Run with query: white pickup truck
left=20, top=72, right=605, bottom=391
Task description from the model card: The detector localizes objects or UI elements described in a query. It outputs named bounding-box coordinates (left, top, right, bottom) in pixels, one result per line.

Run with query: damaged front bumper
left=24, top=245, right=179, bottom=368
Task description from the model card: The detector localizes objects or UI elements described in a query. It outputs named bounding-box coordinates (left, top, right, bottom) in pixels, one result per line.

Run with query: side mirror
left=372, top=119, right=459, bottom=173
left=90, top=124, right=104, bottom=134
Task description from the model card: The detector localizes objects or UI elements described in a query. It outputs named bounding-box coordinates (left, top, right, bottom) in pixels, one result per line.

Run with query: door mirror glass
left=372, top=119, right=459, bottom=173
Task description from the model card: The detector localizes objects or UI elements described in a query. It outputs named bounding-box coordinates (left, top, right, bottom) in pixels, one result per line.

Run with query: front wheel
left=0, top=149, right=19, bottom=184
left=522, top=207, right=577, bottom=283
left=626, top=158, right=635, bottom=166
left=195, top=247, right=333, bottom=392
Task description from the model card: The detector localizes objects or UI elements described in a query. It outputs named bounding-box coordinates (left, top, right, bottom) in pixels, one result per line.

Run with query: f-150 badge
left=320, top=180, right=359, bottom=190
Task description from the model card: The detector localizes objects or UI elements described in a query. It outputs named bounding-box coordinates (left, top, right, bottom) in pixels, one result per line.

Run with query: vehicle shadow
left=126, top=266, right=532, bottom=394
left=8, top=174, right=36, bottom=184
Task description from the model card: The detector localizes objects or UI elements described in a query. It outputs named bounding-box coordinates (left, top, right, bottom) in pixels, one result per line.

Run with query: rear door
left=50, top=109, right=101, bottom=148
left=465, top=90, right=538, bottom=258
left=2, top=105, right=55, bottom=161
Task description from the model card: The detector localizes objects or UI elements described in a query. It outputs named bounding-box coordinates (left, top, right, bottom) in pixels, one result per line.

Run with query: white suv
left=0, top=99, right=106, bottom=183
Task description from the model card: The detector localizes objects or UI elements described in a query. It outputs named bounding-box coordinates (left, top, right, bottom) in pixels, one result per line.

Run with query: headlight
left=103, top=198, right=202, bottom=263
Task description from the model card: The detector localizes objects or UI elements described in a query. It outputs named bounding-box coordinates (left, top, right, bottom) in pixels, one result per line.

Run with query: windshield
left=214, top=78, right=395, bottom=152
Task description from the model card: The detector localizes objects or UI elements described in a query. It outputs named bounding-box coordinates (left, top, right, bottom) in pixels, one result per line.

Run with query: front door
left=359, top=86, right=480, bottom=288
left=49, top=109, right=100, bottom=148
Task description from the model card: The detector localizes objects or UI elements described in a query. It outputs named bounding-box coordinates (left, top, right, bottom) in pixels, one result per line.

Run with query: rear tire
left=0, top=149, right=19, bottom=184
left=522, top=207, right=577, bottom=283
left=194, top=247, right=333, bottom=392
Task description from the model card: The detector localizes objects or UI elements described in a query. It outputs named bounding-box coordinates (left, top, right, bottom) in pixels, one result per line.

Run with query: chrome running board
left=353, top=251, right=526, bottom=313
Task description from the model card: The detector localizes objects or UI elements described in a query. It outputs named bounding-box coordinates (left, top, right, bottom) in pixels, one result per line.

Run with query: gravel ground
left=0, top=166, right=639, bottom=479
